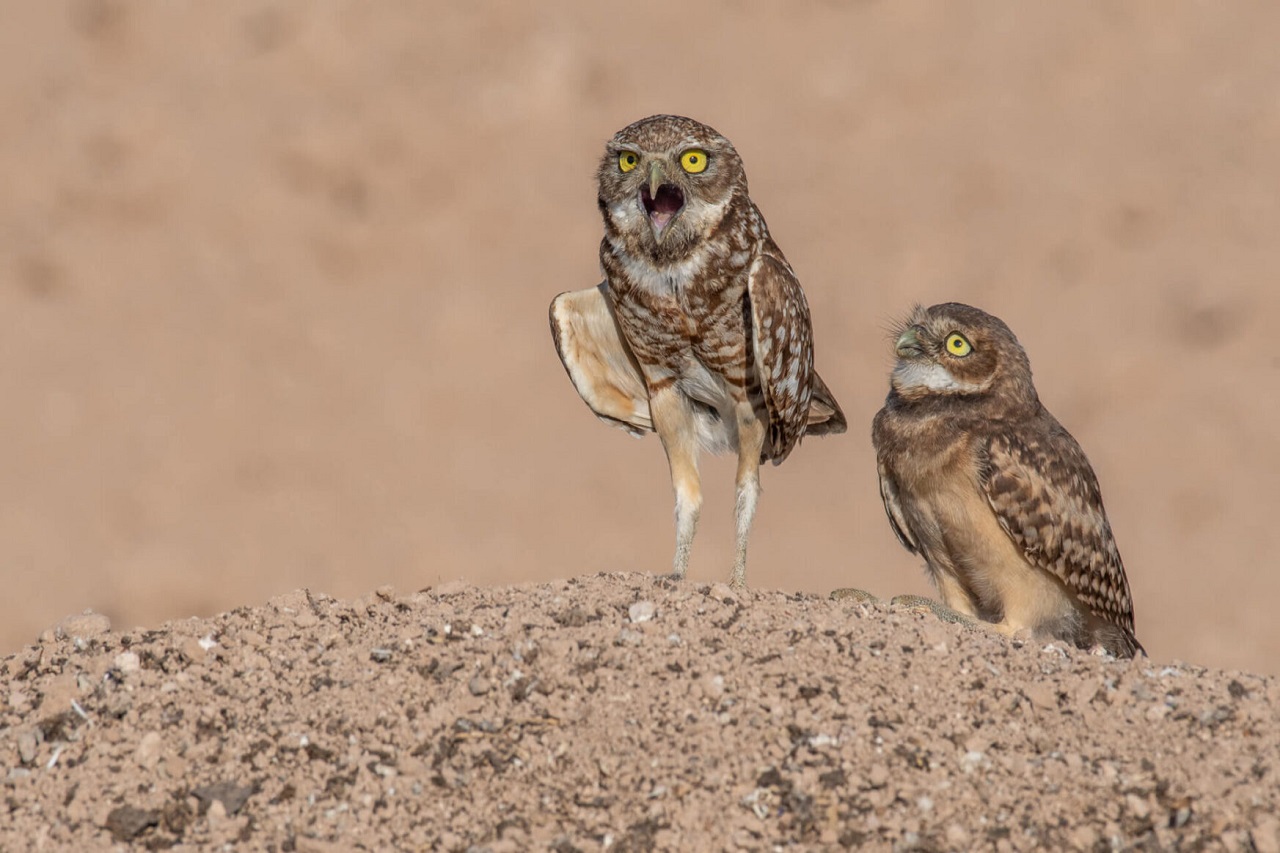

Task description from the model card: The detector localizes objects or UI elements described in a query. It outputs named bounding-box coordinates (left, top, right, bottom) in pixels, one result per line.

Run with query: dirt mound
left=2, top=575, right=1275, bottom=850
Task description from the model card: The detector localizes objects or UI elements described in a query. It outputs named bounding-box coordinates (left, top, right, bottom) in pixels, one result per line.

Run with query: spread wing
left=549, top=283, right=652, bottom=437
left=980, top=420, right=1138, bottom=641
left=747, top=249, right=816, bottom=463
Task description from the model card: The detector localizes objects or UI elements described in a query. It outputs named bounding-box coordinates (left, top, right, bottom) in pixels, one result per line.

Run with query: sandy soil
left=3, top=576, right=1277, bottom=850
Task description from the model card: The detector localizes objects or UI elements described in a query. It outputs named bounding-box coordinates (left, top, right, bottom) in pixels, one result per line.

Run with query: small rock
left=105, top=805, right=160, bottom=843
left=17, top=730, right=39, bottom=764
left=136, top=731, right=164, bottom=769
left=616, top=628, right=643, bottom=647
left=374, top=585, right=396, bottom=601
left=1070, top=826, right=1098, bottom=849
left=708, top=583, right=737, bottom=603
left=179, top=637, right=208, bottom=665
left=1126, top=794, right=1151, bottom=820
left=1252, top=816, right=1280, bottom=853
left=629, top=600, right=657, bottom=623
left=370, top=648, right=393, bottom=663
left=960, top=751, right=986, bottom=774
left=239, top=629, right=267, bottom=648
left=37, top=673, right=84, bottom=714
left=1072, top=680, right=1099, bottom=707
left=53, top=610, right=111, bottom=642
left=192, top=780, right=255, bottom=816
left=468, top=676, right=492, bottom=696
left=1023, top=683, right=1058, bottom=711
left=114, top=651, right=141, bottom=675
left=206, top=798, right=228, bottom=825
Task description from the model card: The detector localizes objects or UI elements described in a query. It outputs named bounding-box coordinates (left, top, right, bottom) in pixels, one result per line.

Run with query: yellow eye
left=680, top=149, right=708, bottom=174
left=945, top=333, right=973, bottom=357
left=619, top=151, right=639, bottom=173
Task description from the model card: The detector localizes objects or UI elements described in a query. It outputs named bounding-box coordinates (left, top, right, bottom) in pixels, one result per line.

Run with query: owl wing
left=806, top=369, right=848, bottom=436
left=549, top=283, right=653, bottom=437
left=876, top=459, right=920, bottom=554
left=980, top=420, right=1138, bottom=638
left=747, top=249, right=816, bottom=463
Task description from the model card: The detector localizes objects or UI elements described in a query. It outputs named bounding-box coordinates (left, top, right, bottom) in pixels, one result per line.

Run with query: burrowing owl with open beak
left=550, top=115, right=846, bottom=588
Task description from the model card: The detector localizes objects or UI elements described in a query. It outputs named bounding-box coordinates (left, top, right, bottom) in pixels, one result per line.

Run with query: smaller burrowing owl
left=550, top=115, right=846, bottom=588
left=871, top=303, right=1141, bottom=657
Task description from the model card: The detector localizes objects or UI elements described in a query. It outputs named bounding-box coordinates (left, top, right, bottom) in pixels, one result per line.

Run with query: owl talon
left=830, top=588, right=879, bottom=603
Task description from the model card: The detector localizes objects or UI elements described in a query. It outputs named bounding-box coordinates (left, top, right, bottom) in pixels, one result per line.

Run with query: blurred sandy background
left=1, top=1, right=1276, bottom=675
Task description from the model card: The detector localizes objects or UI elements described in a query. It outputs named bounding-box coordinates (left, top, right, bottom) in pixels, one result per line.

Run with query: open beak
left=640, top=161, right=685, bottom=242
left=895, top=326, right=926, bottom=359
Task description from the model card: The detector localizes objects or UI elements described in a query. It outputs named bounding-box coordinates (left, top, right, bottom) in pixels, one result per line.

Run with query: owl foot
left=888, top=594, right=980, bottom=629
left=829, top=588, right=881, bottom=603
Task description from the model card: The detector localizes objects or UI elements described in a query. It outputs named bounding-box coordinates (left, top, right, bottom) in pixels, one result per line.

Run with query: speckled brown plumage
left=872, top=303, right=1141, bottom=657
left=550, top=115, right=846, bottom=587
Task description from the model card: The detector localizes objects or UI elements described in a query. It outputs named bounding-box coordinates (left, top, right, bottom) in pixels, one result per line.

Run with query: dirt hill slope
left=2, top=575, right=1275, bottom=851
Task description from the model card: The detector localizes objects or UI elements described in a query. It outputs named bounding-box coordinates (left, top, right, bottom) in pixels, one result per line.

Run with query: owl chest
left=610, top=266, right=749, bottom=379
left=883, top=419, right=1032, bottom=609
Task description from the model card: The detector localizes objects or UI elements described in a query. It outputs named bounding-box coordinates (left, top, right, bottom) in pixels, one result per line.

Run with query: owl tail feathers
left=804, top=370, right=847, bottom=437
left=1091, top=619, right=1145, bottom=659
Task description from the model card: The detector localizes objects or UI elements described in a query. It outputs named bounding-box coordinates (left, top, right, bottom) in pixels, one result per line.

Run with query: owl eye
left=945, top=333, right=973, bottom=357
left=619, top=152, right=639, bottom=173
left=680, top=149, right=709, bottom=174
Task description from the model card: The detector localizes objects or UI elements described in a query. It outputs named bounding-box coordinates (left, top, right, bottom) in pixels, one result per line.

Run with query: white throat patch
left=893, top=362, right=989, bottom=395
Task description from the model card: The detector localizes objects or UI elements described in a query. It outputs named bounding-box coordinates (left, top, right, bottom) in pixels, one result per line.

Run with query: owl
left=550, top=115, right=846, bottom=588
left=871, top=302, right=1142, bottom=657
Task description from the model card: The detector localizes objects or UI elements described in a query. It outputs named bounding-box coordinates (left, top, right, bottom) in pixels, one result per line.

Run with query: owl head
left=888, top=302, right=1038, bottom=406
left=597, top=114, right=747, bottom=260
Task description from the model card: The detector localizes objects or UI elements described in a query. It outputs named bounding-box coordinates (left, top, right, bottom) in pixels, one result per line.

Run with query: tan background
left=1, top=1, right=1276, bottom=675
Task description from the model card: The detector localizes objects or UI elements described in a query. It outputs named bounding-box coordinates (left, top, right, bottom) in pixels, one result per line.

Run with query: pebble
left=136, top=731, right=164, bottom=769
left=179, top=637, right=208, bottom=664
left=628, top=600, right=656, bottom=623
left=17, top=730, right=39, bottom=765
left=114, top=652, right=141, bottom=675
left=52, top=611, right=112, bottom=642
left=468, top=676, right=491, bottom=696
left=616, top=628, right=643, bottom=647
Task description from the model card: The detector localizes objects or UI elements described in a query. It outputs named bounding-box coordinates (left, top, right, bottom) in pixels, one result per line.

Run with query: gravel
left=2, top=574, right=1276, bottom=850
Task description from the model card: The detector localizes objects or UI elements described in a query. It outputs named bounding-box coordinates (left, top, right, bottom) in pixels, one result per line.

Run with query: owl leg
left=730, top=412, right=767, bottom=589
left=649, top=386, right=702, bottom=581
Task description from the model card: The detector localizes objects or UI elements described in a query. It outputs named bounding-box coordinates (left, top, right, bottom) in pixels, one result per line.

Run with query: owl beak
left=648, top=161, right=664, bottom=201
left=640, top=161, right=685, bottom=243
left=895, top=326, right=926, bottom=360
